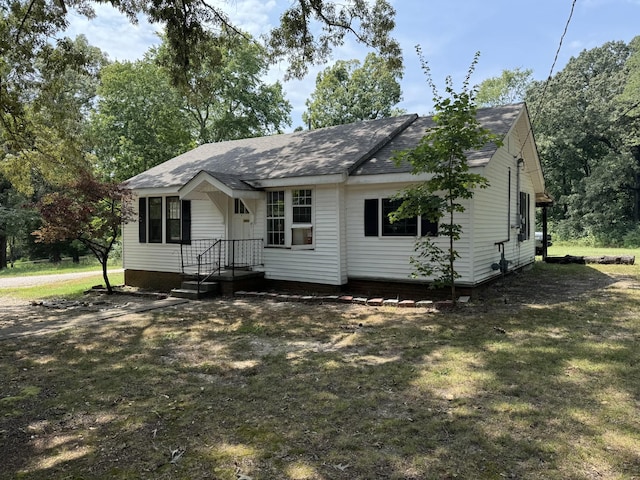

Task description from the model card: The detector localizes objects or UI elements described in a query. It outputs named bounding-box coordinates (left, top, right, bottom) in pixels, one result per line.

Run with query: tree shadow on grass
left=1, top=264, right=639, bottom=478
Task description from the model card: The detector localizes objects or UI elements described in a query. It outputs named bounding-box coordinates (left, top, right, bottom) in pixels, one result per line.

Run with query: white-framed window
left=266, top=191, right=285, bottom=246
left=166, top=196, right=181, bottom=243
left=235, top=198, right=249, bottom=214
left=266, top=189, right=314, bottom=248
left=292, top=189, right=313, bottom=246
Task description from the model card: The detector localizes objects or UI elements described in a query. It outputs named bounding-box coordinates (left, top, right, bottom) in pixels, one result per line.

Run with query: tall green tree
left=156, top=33, right=292, bottom=144
left=392, top=50, right=500, bottom=303
left=0, top=177, right=38, bottom=268
left=90, top=58, right=194, bottom=181
left=2, top=0, right=400, bottom=186
left=303, top=53, right=404, bottom=129
left=476, top=67, right=533, bottom=107
left=527, top=40, right=638, bottom=244
left=1, top=34, right=107, bottom=193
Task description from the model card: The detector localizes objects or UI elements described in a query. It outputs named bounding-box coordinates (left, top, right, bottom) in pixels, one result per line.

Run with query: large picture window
left=364, top=198, right=438, bottom=237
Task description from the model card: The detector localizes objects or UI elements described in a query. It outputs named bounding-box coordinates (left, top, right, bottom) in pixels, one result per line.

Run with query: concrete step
left=180, top=280, right=219, bottom=293
left=171, top=281, right=220, bottom=300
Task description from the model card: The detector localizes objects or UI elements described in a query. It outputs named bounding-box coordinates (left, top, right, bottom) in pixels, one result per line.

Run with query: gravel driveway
left=0, top=269, right=124, bottom=289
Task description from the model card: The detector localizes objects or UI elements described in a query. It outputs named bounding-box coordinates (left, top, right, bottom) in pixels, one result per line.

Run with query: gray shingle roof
left=125, top=103, right=524, bottom=190
left=352, top=103, right=524, bottom=176
left=125, top=114, right=418, bottom=189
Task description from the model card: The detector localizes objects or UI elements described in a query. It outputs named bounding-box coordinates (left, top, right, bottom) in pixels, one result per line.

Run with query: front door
left=230, top=199, right=252, bottom=267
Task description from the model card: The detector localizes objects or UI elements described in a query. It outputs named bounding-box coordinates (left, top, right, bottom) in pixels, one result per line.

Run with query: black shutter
left=364, top=199, right=379, bottom=236
left=138, top=197, right=147, bottom=243
left=181, top=200, right=191, bottom=245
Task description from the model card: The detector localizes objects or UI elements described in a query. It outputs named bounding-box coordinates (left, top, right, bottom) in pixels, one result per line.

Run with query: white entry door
left=230, top=199, right=252, bottom=266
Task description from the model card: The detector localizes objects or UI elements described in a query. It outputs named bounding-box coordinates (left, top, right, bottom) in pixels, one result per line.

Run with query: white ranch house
left=122, top=103, right=551, bottom=297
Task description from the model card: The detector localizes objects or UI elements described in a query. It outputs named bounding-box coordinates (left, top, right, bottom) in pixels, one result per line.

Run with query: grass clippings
left=1, top=262, right=639, bottom=479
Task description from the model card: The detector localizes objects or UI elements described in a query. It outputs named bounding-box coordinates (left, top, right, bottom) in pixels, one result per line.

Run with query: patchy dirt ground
left=0, top=292, right=187, bottom=340
left=1, top=263, right=639, bottom=479
left=1, top=262, right=636, bottom=341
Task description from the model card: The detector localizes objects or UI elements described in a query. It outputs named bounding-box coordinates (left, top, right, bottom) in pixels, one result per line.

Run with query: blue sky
left=65, top=0, right=640, bottom=130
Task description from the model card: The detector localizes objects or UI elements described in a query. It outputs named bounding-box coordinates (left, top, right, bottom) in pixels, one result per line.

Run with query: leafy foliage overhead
left=156, top=33, right=292, bottom=145
left=1, top=34, right=108, bottom=193
left=89, top=58, right=194, bottom=182
left=476, top=67, right=533, bottom=107
left=303, top=52, right=404, bottom=129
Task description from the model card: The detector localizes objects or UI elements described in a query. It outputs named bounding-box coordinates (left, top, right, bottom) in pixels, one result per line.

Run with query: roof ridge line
left=346, top=114, right=419, bottom=176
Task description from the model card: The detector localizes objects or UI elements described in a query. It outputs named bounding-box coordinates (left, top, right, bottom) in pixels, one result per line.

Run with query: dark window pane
left=149, top=197, right=162, bottom=243
left=382, top=198, right=417, bottom=236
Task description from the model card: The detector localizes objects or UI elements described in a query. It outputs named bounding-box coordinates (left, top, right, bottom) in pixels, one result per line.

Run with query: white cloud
left=64, top=4, right=160, bottom=61
left=212, top=0, right=277, bottom=37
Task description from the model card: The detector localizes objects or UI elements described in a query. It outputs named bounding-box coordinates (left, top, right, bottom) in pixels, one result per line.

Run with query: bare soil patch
left=1, top=263, right=639, bottom=479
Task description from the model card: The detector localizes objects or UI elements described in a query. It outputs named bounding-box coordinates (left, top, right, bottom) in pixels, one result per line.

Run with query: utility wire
left=520, top=0, right=578, bottom=158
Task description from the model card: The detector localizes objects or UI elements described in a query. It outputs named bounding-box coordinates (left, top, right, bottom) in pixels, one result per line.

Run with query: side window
left=139, top=196, right=190, bottom=244
left=519, top=192, right=531, bottom=241
left=292, top=189, right=313, bottom=246
left=382, top=198, right=417, bottom=236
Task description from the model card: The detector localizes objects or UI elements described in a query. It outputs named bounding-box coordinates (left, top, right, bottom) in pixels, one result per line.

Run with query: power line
left=530, top=0, right=578, bottom=126
left=520, top=0, right=578, bottom=160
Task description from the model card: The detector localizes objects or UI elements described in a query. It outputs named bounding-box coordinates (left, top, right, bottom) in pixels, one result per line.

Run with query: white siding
left=471, top=137, right=536, bottom=284
left=123, top=194, right=226, bottom=274
left=345, top=183, right=474, bottom=284
left=262, top=185, right=345, bottom=285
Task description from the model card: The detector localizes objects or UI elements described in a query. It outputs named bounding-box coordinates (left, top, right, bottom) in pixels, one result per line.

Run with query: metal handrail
left=181, top=239, right=264, bottom=295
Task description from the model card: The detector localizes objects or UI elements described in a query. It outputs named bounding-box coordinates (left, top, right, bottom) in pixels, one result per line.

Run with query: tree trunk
left=102, top=256, right=113, bottom=294
left=583, top=255, right=635, bottom=265
left=546, top=255, right=635, bottom=265
left=0, top=234, right=7, bottom=269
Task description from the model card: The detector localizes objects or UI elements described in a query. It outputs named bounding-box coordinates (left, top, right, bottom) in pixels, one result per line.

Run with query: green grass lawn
left=0, top=257, right=122, bottom=278
left=0, top=271, right=125, bottom=300
left=546, top=243, right=640, bottom=258
left=1, top=261, right=639, bottom=479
